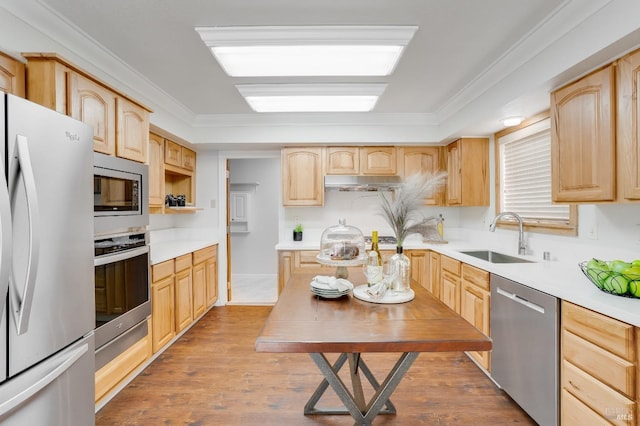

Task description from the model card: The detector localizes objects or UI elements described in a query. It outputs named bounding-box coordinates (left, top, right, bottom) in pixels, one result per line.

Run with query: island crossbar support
left=304, top=352, right=420, bottom=425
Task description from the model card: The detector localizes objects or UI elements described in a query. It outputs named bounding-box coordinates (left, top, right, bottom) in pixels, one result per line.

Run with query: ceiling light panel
left=235, top=83, right=387, bottom=112
left=195, top=25, right=418, bottom=77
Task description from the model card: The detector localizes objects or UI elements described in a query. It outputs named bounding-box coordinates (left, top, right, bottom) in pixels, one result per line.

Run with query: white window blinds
left=499, top=118, right=570, bottom=222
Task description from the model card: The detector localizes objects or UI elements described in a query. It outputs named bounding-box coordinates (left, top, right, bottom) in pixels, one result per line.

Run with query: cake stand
left=316, top=254, right=367, bottom=279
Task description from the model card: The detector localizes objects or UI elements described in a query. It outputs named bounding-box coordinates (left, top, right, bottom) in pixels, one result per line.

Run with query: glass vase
left=390, top=246, right=410, bottom=292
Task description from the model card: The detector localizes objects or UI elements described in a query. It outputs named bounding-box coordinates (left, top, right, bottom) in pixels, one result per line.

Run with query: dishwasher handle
left=496, top=287, right=545, bottom=314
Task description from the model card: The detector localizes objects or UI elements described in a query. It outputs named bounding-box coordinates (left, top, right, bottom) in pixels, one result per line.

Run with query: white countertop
left=149, top=228, right=220, bottom=264
left=276, top=233, right=640, bottom=327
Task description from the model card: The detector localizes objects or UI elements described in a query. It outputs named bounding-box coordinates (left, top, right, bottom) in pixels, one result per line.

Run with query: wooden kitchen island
left=255, top=272, right=492, bottom=425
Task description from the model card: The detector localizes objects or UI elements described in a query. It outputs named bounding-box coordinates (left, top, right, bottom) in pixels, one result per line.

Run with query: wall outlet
left=210, top=199, right=216, bottom=208
left=586, top=223, right=598, bottom=240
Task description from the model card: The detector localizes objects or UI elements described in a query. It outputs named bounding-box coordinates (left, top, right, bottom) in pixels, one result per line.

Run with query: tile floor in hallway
left=228, top=273, right=278, bottom=305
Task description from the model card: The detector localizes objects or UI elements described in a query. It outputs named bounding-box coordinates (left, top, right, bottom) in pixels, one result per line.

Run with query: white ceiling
left=3, top=0, right=640, bottom=149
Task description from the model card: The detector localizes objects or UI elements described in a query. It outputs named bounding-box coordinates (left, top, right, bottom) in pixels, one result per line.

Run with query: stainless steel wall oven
left=94, top=231, right=151, bottom=370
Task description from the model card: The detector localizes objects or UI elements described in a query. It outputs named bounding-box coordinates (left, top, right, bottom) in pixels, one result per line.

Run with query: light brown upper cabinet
left=325, top=146, right=397, bottom=175
left=0, top=51, right=25, bottom=97
left=116, top=97, right=149, bottom=163
left=398, top=146, right=444, bottom=205
left=446, top=138, right=489, bottom=206
left=23, top=53, right=151, bottom=163
left=617, top=49, right=640, bottom=200
left=148, top=132, right=165, bottom=209
left=360, top=147, right=397, bottom=175
left=551, top=65, right=616, bottom=202
left=149, top=131, right=197, bottom=213
left=69, top=72, right=117, bottom=156
left=282, top=147, right=324, bottom=206
left=325, top=147, right=359, bottom=174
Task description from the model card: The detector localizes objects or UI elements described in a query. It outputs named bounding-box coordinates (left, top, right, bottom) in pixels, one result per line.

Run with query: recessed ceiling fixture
left=502, top=116, right=525, bottom=127
left=195, top=25, right=418, bottom=76
left=235, top=83, right=387, bottom=112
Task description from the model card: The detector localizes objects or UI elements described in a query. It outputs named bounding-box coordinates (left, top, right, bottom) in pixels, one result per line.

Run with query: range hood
left=324, top=175, right=403, bottom=191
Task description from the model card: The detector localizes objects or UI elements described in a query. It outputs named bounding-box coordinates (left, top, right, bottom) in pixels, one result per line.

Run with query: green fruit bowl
left=579, top=261, right=640, bottom=298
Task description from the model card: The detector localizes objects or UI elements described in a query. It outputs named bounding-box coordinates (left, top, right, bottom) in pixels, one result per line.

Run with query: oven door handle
left=9, top=135, right=41, bottom=336
left=94, top=245, right=149, bottom=267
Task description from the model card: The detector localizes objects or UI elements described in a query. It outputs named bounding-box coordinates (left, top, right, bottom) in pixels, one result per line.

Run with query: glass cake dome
left=317, top=218, right=366, bottom=264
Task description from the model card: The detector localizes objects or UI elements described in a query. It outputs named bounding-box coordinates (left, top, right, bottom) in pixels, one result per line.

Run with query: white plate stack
left=310, top=276, right=353, bottom=298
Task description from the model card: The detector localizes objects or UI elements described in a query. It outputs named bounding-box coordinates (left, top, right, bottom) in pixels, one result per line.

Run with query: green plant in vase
left=293, top=222, right=303, bottom=241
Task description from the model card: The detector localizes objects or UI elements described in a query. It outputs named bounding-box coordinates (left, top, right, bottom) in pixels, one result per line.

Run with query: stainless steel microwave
left=93, top=152, right=148, bottom=236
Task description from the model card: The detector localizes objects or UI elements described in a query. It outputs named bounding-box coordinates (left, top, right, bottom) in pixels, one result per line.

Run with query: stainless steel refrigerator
left=0, top=93, right=95, bottom=424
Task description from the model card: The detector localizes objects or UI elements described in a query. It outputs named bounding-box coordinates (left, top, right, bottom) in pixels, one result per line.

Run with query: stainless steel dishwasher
left=490, top=274, right=559, bottom=426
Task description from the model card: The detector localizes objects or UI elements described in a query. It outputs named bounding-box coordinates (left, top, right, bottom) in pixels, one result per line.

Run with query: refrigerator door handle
left=0, top=163, right=12, bottom=316
left=0, top=342, right=88, bottom=416
left=8, top=135, right=41, bottom=335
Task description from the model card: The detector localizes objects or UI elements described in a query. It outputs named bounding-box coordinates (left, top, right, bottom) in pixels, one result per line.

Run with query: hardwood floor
left=96, top=306, right=535, bottom=425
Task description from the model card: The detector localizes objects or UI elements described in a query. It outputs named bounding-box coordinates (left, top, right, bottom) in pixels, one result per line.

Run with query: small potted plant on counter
left=293, top=222, right=303, bottom=241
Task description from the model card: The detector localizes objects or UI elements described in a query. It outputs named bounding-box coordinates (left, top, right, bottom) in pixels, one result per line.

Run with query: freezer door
left=0, top=94, right=6, bottom=383
left=6, top=94, right=95, bottom=377
left=0, top=334, right=95, bottom=426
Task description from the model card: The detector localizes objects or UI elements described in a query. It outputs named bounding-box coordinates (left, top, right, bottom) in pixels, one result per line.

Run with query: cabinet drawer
left=441, top=255, right=461, bottom=276
left=296, top=250, right=323, bottom=268
left=562, top=389, right=614, bottom=426
left=152, top=260, right=174, bottom=282
left=562, top=301, right=635, bottom=361
left=193, top=245, right=216, bottom=265
left=563, top=329, right=635, bottom=398
left=562, top=359, right=635, bottom=424
left=175, top=254, right=192, bottom=272
left=462, top=263, right=489, bottom=290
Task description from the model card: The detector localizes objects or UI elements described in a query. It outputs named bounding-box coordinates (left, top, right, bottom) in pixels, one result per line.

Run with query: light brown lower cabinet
left=439, top=255, right=461, bottom=313
left=95, top=319, right=152, bottom=404
left=561, top=301, right=637, bottom=425
left=175, top=254, right=193, bottom=332
left=151, top=245, right=218, bottom=353
left=460, top=263, right=490, bottom=371
left=151, top=260, right=175, bottom=353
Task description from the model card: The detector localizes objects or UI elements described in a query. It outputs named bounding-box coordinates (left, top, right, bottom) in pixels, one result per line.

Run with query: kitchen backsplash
left=282, top=191, right=640, bottom=264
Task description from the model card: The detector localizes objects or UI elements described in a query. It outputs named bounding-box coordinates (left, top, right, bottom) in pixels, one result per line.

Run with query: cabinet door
left=428, top=252, right=440, bottom=299
left=175, top=268, right=193, bottom=332
left=446, top=141, right=462, bottom=205
left=116, top=97, right=149, bottom=163
left=230, top=192, right=249, bottom=222
left=400, top=147, right=443, bottom=205
left=360, top=147, right=397, bottom=175
left=192, top=262, right=206, bottom=319
left=408, top=250, right=429, bottom=290
left=618, top=49, right=640, bottom=200
left=460, top=281, right=490, bottom=370
left=551, top=65, right=615, bottom=202
left=440, top=271, right=460, bottom=313
left=151, top=276, right=175, bottom=353
left=148, top=132, right=165, bottom=207
left=0, top=52, right=25, bottom=97
left=165, top=140, right=182, bottom=167
left=278, top=251, right=293, bottom=294
left=326, top=147, right=359, bottom=174
left=182, top=147, right=196, bottom=171
left=282, top=148, right=324, bottom=206
left=205, top=250, right=218, bottom=307
left=69, top=72, right=116, bottom=155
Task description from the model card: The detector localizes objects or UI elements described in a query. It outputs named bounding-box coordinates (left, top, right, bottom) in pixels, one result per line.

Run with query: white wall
left=229, top=158, right=280, bottom=274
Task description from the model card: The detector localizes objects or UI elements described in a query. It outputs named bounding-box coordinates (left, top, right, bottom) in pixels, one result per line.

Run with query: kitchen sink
left=459, top=250, right=533, bottom=264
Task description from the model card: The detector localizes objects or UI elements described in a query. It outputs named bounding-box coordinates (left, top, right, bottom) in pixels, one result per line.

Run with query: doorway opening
left=225, top=156, right=280, bottom=305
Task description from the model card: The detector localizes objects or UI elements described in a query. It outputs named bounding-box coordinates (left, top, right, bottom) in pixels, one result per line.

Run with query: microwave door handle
left=9, top=135, right=40, bottom=335
left=0, top=164, right=12, bottom=316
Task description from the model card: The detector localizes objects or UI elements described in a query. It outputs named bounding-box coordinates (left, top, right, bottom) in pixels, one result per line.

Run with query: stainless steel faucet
left=489, top=212, right=526, bottom=255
